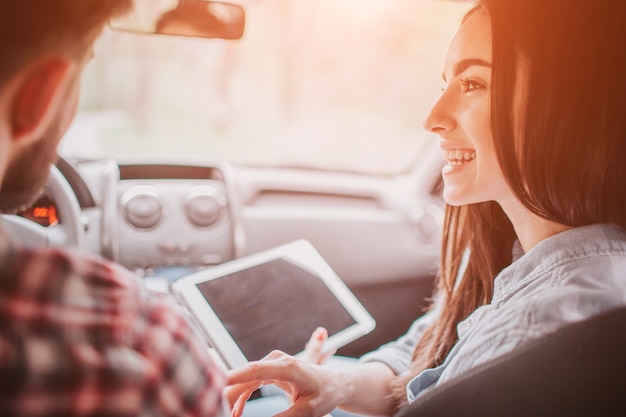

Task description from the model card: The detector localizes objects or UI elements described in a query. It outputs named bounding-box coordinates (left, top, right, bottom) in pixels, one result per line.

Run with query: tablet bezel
left=171, top=239, right=375, bottom=369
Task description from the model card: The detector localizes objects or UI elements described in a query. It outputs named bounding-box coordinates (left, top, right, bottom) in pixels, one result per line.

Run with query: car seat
left=394, top=306, right=626, bottom=417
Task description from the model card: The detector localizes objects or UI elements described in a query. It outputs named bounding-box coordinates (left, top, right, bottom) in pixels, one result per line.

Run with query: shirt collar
left=492, top=223, right=626, bottom=307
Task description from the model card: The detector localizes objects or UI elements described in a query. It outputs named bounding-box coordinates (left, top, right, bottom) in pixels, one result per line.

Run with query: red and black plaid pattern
left=0, top=229, right=227, bottom=417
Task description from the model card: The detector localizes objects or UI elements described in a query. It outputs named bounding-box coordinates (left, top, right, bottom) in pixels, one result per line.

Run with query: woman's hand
left=301, top=327, right=337, bottom=365
left=226, top=350, right=344, bottom=417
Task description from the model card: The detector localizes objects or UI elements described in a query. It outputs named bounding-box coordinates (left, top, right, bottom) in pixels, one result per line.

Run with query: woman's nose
left=423, top=89, right=456, bottom=134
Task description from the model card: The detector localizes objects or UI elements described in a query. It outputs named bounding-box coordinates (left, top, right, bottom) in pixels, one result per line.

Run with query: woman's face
left=424, top=10, right=511, bottom=207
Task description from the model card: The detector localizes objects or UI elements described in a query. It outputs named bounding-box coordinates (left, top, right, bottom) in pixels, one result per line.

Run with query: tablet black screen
left=195, top=258, right=357, bottom=361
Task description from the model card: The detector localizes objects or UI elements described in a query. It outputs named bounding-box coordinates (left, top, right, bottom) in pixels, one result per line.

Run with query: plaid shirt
left=0, top=228, right=228, bottom=417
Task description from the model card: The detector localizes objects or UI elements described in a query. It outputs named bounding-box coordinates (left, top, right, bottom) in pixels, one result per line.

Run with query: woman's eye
left=460, top=78, right=483, bottom=92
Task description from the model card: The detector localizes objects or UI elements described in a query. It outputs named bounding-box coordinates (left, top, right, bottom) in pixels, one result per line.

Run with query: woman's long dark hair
left=390, top=0, right=626, bottom=409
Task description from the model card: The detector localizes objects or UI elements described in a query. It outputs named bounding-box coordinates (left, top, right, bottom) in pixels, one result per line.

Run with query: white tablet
left=172, top=239, right=375, bottom=369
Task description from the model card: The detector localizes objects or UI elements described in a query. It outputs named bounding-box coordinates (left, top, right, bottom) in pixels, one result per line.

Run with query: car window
left=60, top=0, right=471, bottom=175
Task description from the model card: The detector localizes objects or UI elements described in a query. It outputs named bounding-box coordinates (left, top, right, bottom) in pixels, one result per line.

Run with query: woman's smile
left=441, top=148, right=477, bottom=179
left=442, top=149, right=476, bottom=166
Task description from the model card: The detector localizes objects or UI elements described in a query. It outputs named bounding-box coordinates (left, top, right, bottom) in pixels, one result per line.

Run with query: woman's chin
left=442, top=188, right=482, bottom=207
left=442, top=188, right=466, bottom=206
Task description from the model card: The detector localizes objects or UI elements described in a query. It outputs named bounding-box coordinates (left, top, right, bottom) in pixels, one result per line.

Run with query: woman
left=226, top=0, right=626, bottom=415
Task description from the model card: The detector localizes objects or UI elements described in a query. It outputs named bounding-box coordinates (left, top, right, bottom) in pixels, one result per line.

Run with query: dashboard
left=8, top=150, right=445, bottom=286
left=3, top=150, right=445, bottom=355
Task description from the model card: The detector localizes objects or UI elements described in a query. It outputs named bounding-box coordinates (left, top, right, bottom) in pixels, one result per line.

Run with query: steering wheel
left=1, top=164, right=83, bottom=248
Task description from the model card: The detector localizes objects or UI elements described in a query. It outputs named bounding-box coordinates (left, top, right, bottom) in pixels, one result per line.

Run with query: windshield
left=60, top=0, right=471, bottom=175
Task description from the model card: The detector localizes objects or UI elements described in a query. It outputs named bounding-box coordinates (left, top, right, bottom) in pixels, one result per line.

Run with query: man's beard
left=0, top=121, right=64, bottom=215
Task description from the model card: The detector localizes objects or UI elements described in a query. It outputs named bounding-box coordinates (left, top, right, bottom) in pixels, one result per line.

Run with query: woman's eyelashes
left=440, top=77, right=487, bottom=94
left=460, top=77, right=486, bottom=93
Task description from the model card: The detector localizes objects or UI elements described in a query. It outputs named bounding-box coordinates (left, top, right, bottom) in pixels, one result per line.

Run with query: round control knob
left=185, top=185, right=226, bottom=228
left=121, top=186, right=163, bottom=229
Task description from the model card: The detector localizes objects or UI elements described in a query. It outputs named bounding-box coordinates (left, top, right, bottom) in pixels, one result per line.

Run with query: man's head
left=0, top=1, right=132, bottom=213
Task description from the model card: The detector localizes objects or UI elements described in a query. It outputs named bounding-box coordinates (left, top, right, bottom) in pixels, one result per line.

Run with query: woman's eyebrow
left=443, top=58, right=492, bottom=81
left=454, top=58, right=492, bottom=76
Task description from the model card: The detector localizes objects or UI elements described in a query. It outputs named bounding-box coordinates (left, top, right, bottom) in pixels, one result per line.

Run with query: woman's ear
left=9, top=57, right=73, bottom=143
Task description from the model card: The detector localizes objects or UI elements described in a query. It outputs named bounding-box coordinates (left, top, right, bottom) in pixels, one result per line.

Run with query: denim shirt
left=363, top=223, right=626, bottom=402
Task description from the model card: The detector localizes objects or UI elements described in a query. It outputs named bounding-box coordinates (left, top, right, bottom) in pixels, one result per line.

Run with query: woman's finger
left=230, top=385, right=258, bottom=417
left=317, top=347, right=337, bottom=364
left=225, top=381, right=260, bottom=408
left=263, top=349, right=289, bottom=360
left=228, top=354, right=301, bottom=385
left=302, top=327, right=332, bottom=365
left=272, top=393, right=336, bottom=417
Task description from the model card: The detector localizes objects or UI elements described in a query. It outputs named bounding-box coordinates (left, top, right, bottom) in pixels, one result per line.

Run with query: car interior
left=2, top=0, right=624, bottom=415
left=396, top=306, right=626, bottom=417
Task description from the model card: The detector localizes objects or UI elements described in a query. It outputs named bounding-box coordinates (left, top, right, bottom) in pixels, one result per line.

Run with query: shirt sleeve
left=363, top=250, right=469, bottom=375
left=134, top=280, right=228, bottom=417
left=359, top=296, right=441, bottom=375
left=0, top=242, right=229, bottom=417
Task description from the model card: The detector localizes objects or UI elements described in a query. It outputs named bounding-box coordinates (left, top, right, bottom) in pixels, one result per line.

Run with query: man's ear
left=10, top=57, right=73, bottom=143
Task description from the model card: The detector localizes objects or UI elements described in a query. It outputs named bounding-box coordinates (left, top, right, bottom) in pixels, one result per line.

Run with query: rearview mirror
left=109, top=0, right=245, bottom=40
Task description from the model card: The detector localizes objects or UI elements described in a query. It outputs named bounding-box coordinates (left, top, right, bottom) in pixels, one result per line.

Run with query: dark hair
left=391, top=0, right=626, bottom=409
left=0, top=1, right=132, bottom=87
left=488, top=0, right=626, bottom=228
